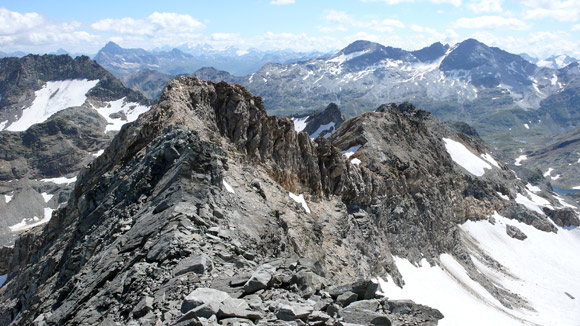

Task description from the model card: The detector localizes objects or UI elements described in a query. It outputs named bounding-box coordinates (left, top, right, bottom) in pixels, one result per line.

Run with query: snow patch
left=41, top=192, right=54, bottom=203
left=5, top=79, right=100, bottom=131
left=222, top=180, right=235, bottom=194
left=480, top=153, right=500, bottom=168
left=289, top=192, right=310, bottom=214
left=496, top=192, right=510, bottom=201
left=291, top=116, right=309, bottom=132
left=515, top=190, right=552, bottom=215
left=4, top=194, right=13, bottom=203
left=310, top=122, right=335, bottom=139
left=351, top=158, right=361, bottom=165
left=526, top=183, right=541, bottom=193
left=94, top=98, right=149, bottom=132
left=543, top=168, right=554, bottom=177
left=523, top=123, right=529, bottom=129
left=40, top=176, right=77, bottom=185
left=514, top=155, right=527, bottom=166
left=342, top=145, right=361, bottom=158
left=9, top=207, right=54, bottom=232
left=443, top=138, right=491, bottom=177
left=92, top=149, right=105, bottom=157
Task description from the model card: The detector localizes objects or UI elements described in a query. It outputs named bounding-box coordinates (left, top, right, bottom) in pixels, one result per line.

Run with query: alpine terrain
left=0, top=77, right=578, bottom=325
left=0, top=54, right=151, bottom=246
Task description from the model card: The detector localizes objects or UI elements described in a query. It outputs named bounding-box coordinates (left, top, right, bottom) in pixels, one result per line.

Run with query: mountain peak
left=102, top=41, right=123, bottom=54
left=340, top=40, right=385, bottom=55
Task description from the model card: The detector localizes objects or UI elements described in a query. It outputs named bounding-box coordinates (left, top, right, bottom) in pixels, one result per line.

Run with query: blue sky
left=1, top=0, right=579, bottom=58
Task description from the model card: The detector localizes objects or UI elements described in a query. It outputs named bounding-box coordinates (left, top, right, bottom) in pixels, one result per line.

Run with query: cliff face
left=0, top=77, right=573, bottom=325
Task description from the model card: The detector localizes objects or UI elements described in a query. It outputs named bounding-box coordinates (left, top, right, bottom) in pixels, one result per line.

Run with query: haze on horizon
left=0, top=0, right=579, bottom=59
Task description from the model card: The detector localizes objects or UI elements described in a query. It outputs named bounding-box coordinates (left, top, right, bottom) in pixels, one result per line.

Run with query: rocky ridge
left=0, top=77, right=575, bottom=325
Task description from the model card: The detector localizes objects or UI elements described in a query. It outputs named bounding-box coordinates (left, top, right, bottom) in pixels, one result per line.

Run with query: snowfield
left=379, top=212, right=580, bottom=325
left=443, top=138, right=492, bottom=176
left=4, top=79, right=100, bottom=132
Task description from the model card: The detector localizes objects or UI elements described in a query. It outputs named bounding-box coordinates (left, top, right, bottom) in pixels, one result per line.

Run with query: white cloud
left=361, top=0, right=462, bottom=6
left=91, top=12, right=205, bottom=35
left=522, top=0, right=580, bottom=22
left=321, top=10, right=404, bottom=33
left=0, top=8, right=100, bottom=53
left=270, top=0, right=296, bottom=4
left=468, top=30, right=580, bottom=59
left=573, top=24, right=580, bottom=31
left=467, top=0, right=503, bottom=13
left=453, top=16, right=531, bottom=30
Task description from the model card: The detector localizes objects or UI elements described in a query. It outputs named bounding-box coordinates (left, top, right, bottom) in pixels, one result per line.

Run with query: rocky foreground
left=0, top=77, right=576, bottom=325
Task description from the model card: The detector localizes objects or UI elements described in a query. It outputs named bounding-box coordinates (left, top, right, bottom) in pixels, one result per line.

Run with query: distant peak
left=341, top=40, right=384, bottom=55
left=102, top=41, right=123, bottom=53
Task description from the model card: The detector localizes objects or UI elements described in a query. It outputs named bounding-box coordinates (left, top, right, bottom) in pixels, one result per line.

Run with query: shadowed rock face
left=0, top=77, right=571, bottom=325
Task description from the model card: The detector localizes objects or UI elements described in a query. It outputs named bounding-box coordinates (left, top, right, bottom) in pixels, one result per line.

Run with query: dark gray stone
left=506, top=224, right=527, bottom=240
left=336, top=291, right=358, bottom=307
left=174, top=254, right=211, bottom=276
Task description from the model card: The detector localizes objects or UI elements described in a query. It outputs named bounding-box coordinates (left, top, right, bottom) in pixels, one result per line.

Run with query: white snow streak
left=443, top=138, right=491, bottom=177
left=289, top=192, right=310, bottom=214
left=9, top=207, right=54, bottom=232
left=41, top=192, right=54, bottom=203
left=310, top=122, right=335, bottom=139
left=92, top=149, right=105, bottom=157
left=4, top=194, right=13, bottom=203
left=514, top=155, right=527, bottom=166
left=40, top=176, right=77, bottom=185
left=480, top=153, right=500, bottom=168
left=222, top=180, right=235, bottom=194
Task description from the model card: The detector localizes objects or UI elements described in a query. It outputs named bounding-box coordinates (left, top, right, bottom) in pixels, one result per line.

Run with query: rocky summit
left=0, top=77, right=577, bottom=325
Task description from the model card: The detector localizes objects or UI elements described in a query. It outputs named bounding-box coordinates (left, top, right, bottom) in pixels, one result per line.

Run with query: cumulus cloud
left=453, top=16, right=531, bottom=30
left=0, top=8, right=99, bottom=52
left=468, top=30, right=580, bottom=58
left=467, top=0, right=504, bottom=13
left=91, top=12, right=205, bottom=35
left=270, top=0, right=296, bottom=5
left=321, top=10, right=404, bottom=33
left=522, top=0, right=580, bottom=22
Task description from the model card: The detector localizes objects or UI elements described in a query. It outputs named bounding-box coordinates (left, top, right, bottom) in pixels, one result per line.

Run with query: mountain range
left=94, top=41, right=328, bottom=78
left=1, top=77, right=578, bottom=325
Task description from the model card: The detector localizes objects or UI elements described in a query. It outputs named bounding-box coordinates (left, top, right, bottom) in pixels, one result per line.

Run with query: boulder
left=181, top=288, right=231, bottom=314
left=174, top=254, right=211, bottom=276
left=506, top=225, right=527, bottom=240
left=243, top=264, right=275, bottom=294
left=336, top=291, right=358, bottom=307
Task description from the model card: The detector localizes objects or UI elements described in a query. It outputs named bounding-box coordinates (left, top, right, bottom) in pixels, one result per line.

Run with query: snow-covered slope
left=3, top=79, right=99, bottom=132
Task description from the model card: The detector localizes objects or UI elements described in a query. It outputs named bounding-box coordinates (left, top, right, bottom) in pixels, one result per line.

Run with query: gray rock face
left=506, top=225, right=528, bottom=240
left=0, top=77, right=571, bottom=325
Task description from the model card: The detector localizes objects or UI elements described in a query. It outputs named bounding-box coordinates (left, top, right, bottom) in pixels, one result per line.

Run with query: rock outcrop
left=0, top=77, right=574, bottom=325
